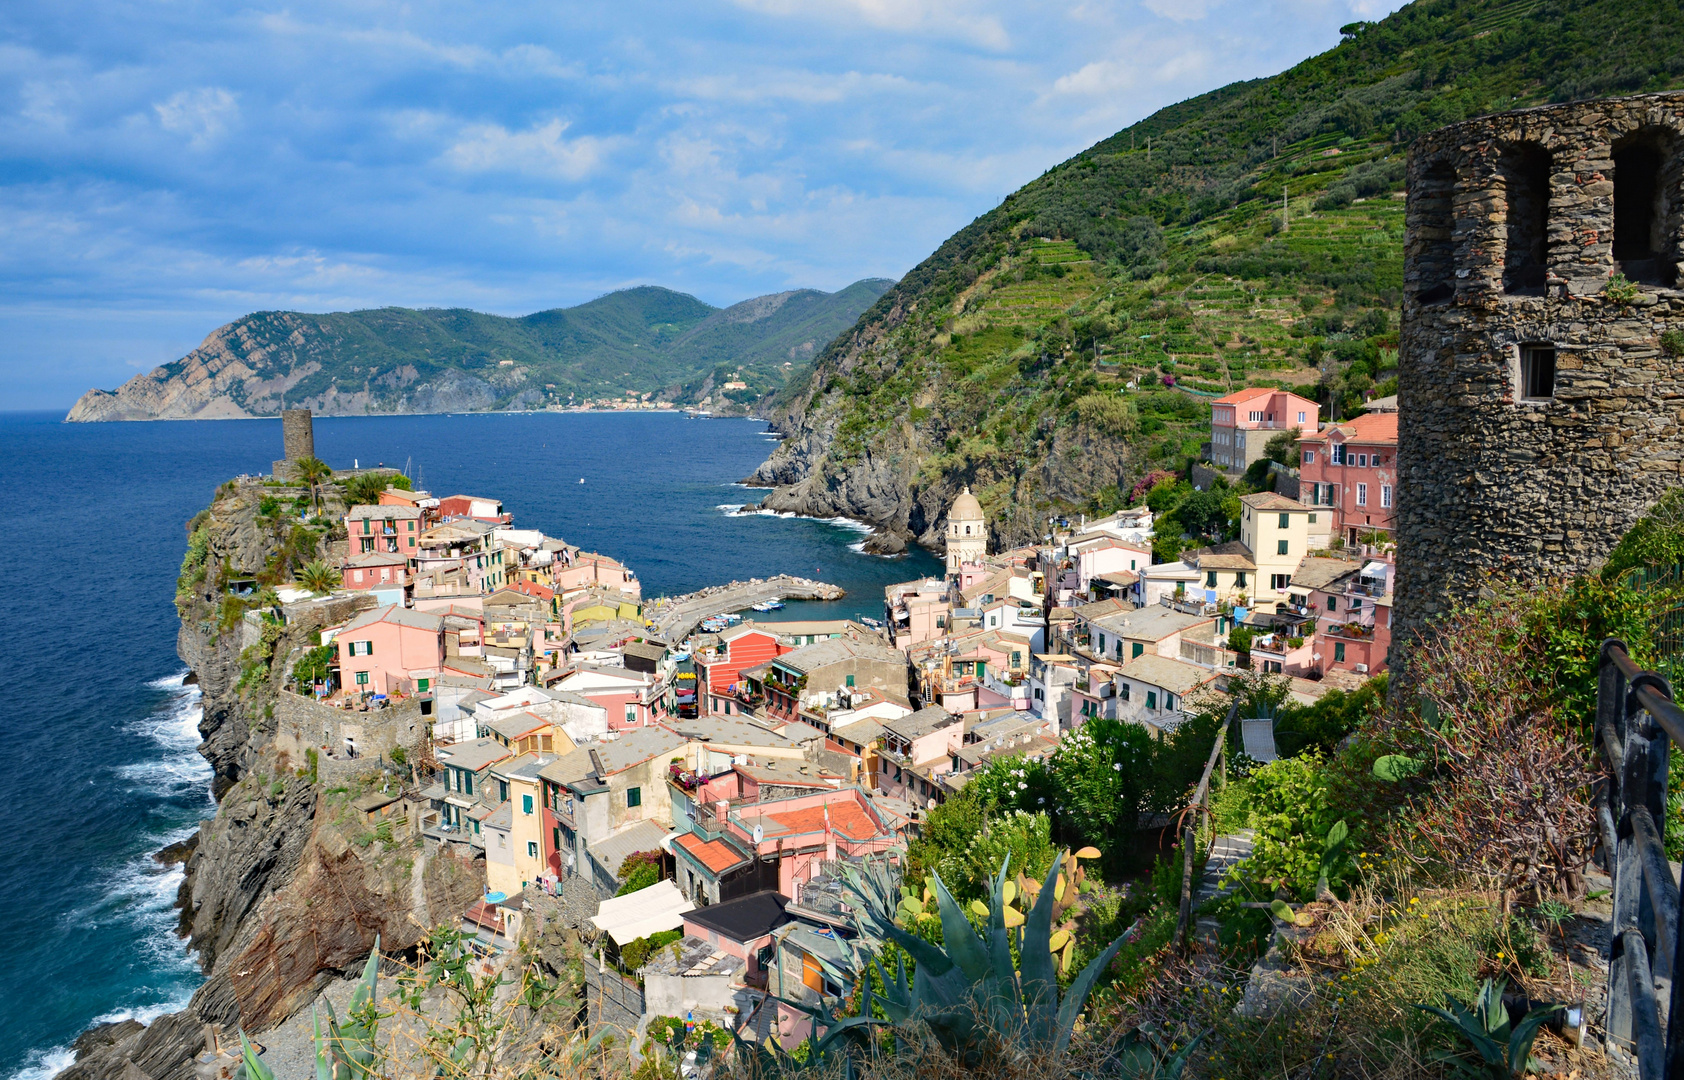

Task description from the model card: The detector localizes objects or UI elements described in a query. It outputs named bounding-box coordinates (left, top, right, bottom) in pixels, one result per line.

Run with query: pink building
left=1210, top=388, right=1320, bottom=474
left=333, top=605, right=445, bottom=696
left=541, top=664, right=664, bottom=729
left=341, top=551, right=408, bottom=591
left=1298, top=411, right=1399, bottom=546
left=345, top=504, right=424, bottom=558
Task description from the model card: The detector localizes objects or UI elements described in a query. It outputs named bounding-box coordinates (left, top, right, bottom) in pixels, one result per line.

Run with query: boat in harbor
left=750, top=599, right=784, bottom=612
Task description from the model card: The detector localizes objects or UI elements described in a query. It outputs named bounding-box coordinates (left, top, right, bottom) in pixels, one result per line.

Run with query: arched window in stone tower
left=1613, top=131, right=1676, bottom=286
left=1410, top=160, right=1457, bottom=304
left=1501, top=143, right=1551, bottom=295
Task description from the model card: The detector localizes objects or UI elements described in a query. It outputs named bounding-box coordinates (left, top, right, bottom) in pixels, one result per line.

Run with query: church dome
left=949, top=485, right=983, bottom=522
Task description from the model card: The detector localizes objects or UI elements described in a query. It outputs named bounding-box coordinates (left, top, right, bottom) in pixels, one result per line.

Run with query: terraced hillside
left=751, top=0, right=1684, bottom=551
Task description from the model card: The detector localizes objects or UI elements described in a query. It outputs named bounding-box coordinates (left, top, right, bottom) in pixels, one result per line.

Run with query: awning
left=589, top=879, right=696, bottom=946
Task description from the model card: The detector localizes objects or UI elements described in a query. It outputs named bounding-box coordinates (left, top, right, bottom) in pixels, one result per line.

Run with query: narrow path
left=1194, top=829, right=1255, bottom=945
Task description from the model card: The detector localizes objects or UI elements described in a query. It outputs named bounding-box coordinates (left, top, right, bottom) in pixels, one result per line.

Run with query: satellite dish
left=753, top=824, right=764, bottom=844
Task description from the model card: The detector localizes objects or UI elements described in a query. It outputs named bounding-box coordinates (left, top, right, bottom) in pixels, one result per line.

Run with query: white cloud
left=1141, top=0, right=1209, bottom=20
left=153, top=87, right=238, bottom=148
left=730, top=0, right=1011, bottom=50
left=443, top=119, right=619, bottom=180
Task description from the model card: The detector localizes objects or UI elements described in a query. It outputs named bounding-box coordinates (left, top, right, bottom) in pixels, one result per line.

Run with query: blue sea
left=0, top=409, right=938, bottom=1078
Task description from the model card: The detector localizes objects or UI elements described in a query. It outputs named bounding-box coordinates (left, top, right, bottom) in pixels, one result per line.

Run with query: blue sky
left=1, top=0, right=1405, bottom=409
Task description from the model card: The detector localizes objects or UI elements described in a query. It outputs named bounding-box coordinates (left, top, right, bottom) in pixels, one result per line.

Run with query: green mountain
left=64, top=279, right=894, bottom=421
left=750, top=0, right=1684, bottom=550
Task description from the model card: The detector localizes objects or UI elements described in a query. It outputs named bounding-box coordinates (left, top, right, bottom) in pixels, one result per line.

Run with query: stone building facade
left=1394, top=92, right=1684, bottom=650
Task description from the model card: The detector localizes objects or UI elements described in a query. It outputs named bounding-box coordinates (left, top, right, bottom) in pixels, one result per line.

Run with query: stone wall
left=274, top=690, right=423, bottom=764
left=1394, top=91, right=1684, bottom=653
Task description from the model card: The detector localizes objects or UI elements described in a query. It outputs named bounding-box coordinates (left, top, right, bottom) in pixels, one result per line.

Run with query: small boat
left=859, top=616, right=884, bottom=629
left=578, top=478, right=585, bottom=484
left=751, top=599, right=784, bottom=612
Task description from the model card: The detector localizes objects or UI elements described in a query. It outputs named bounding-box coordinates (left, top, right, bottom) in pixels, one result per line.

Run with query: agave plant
left=237, top=937, right=383, bottom=1080
left=1414, top=977, right=1560, bottom=1078
left=842, top=850, right=1128, bottom=1064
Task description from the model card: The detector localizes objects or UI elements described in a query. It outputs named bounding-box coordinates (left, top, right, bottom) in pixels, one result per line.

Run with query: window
left=1271, top=573, right=1291, bottom=591
left=1357, top=453, right=1367, bottom=467
left=347, top=640, right=374, bottom=656
left=1334, top=642, right=1346, bottom=663
left=1236, top=572, right=1247, bottom=587
left=527, top=841, right=538, bottom=858
left=1501, top=143, right=1551, bottom=294
left=1357, top=483, right=1368, bottom=507
left=624, top=704, right=638, bottom=724
left=418, top=677, right=429, bottom=691
left=1097, top=633, right=1107, bottom=653
left=1520, top=344, right=1556, bottom=400
left=627, top=787, right=642, bottom=808
left=1278, top=512, right=1290, bottom=529
left=1132, top=642, right=1144, bottom=659
left=1303, top=450, right=1315, bottom=464
left=1307, top=514, right=1316, bottom=525
left=355, top=670, right=369, bottom=686
left=522, top=794, right=533, bottom=815
left=1277, top=539, right=1289, bottom=556
left=845, top=674, right=855, bottom=687
left=497, top=779, right=509, bottom=803
left=1298, top=411, right=1306, bottom=423
left=1146, top=690, right=1157, bottom=710
left=464, top=772, right=474, bottom=796
left=408, top=520, right=415, bottom=531
left=1331, top=444, right=1345, bottom=465
left=1166, top=694, right=1176, bottom=711
left=1328, top=595, right=1338, bottom=611
left=1614, top=135, right=1672, bottom=285
left=1119, top=682, right=1130, bottom=700
left=1206, top=571, right=1218, bottom=587
left=1381, top=485, right=1393, bottom=508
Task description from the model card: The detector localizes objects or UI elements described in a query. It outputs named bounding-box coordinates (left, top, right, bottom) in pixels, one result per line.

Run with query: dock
left=648, top=575, right=845, bottom=640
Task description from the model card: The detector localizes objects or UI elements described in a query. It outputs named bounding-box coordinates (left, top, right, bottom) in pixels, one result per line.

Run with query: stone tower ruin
left=1393, top=92, right=1684, bottom=648
left=273, top=408, right=315, bottom=480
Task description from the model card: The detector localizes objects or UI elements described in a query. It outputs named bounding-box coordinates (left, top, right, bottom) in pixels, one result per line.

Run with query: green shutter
left=1335, top=642, right=1346, bottom=663
left=1132, top=642, right=1144, bottom=659
left=522, top=794, right=533, bottom=815
left=1146, top=691, right=1156, bottom=710
left=627, top=787, right=642, bottom=808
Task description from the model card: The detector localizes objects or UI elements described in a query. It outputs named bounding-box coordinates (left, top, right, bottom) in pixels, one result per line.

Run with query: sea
left=0, top=409, right=939, bottom=1078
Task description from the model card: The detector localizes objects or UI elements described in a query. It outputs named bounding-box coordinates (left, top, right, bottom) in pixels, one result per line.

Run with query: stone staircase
left=1193, top=829, right=1255, bottom=944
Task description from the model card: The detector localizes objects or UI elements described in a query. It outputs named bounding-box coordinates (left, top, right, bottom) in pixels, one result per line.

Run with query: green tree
left=1046, top=718, right=1157, bottom=868
left=1263, top=426, right=1302, bottom=467
left=1172, top=487, right=1232, bottom=539
left=294, top=456, right=332, bottom=513
left=298, top=560, right=338, bottom=595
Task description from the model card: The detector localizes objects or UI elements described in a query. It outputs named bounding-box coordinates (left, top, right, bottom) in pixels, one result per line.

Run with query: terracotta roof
left=1300, top=410, right=1398, bottom=446
left=1212, top=387, right=1273, bottom=405
left=763, top=800, right=882, bottom=842
left=673, top=832, right=748, bottom=874
left=1241, top=492, right=1311, bottom=512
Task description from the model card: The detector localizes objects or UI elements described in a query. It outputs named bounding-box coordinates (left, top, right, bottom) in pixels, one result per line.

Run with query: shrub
left=620, top=929, right=682, bottom=973
left=615, top=850, right=664, bottom=896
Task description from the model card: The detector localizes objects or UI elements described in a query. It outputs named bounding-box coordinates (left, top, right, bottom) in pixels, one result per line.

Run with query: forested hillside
left=65, top=279, right=892, bottom=421
left=752, top=0, right=1684, bottom=551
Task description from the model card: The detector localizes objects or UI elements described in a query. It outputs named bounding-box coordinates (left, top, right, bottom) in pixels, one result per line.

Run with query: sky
left=0, top=0, right=1407, bottom=410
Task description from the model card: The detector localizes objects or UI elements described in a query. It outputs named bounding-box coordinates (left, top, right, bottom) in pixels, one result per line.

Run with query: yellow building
left=1239, top=492, right=1317, bottom=611
left=484, top=753, right=559, bottom=896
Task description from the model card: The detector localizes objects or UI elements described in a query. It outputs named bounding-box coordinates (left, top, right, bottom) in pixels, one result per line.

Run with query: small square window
left=1521, top=344, right=1556, bottom=400
left=1277, top=539, right=1289, bottom=555
left=1308, top=513, right=1317, bottom=525
left=1278, top=512, right=1289, bottom=529
left=627, top=787, right=642, bottom=808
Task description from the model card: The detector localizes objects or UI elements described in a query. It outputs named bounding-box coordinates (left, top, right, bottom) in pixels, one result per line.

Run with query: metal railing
left=1596, top=639, right=1684, bottom=1078
left=1175, top=699, right=1240, bottom=953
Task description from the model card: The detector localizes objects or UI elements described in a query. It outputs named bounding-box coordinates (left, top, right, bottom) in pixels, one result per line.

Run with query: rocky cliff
left=59, top=480, right=482, bottom=1080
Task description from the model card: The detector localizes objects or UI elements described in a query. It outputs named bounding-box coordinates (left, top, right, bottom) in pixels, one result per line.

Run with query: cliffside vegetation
left=68, top=280, right=893, bottom=421
left=757, top=0, right=1684, bottom=547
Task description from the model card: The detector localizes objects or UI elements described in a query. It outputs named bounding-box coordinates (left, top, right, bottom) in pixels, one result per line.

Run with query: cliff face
left=60, top=480, right=480, bottom=1080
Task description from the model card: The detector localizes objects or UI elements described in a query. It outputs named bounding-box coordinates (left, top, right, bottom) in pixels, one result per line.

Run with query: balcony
left=1320, top=620, right=1378, bottom=641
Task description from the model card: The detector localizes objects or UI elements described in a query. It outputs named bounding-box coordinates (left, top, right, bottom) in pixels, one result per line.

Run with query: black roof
left=684, top=890, right=790, bottom=943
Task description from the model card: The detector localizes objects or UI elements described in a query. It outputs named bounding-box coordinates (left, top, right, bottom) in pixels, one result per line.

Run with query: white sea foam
left=8, top=1045, right=77, bottom=1080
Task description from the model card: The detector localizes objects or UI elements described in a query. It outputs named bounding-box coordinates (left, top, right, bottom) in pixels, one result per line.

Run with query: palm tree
left=294, top=456, right=332, bottom=514
left=298, top=560, right=338, bottom=595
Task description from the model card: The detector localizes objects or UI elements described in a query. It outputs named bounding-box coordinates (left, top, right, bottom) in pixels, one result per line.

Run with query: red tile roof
left=674, top=832, right=747, bottom=873
left=1301, top=410, right=1398, bottom=445
left=766, top=801, right=882, bottom=842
